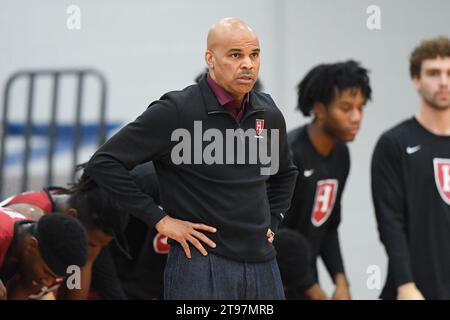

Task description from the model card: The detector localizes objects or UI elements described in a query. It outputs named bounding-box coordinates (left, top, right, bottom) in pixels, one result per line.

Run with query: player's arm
left=371, top=134, right=423, bottom=299
left=319, top=204, right=350, bottom=300
left=301, top=262, right=328, bottom=300
left=0, top=280, right=6, bottom=300
left=320, top=147, right=350, bottom=300
left=304, top=283, right=328, bottom=300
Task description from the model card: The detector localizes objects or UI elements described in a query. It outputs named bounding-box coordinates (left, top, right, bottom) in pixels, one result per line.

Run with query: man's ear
left=67, top=208, right=79, bottom=219
left=313, top=102, right=327, bottom=121
left=205, top=50, right=214, bottom=70
left=412, top=75, right=421, bottom=91
left=25, top=236, right=39, bottom=252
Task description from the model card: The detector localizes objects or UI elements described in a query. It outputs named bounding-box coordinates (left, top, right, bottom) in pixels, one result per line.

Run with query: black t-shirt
left=283, top=125, right=349, bottom=289
left=371, top=117, right=450, bottom=299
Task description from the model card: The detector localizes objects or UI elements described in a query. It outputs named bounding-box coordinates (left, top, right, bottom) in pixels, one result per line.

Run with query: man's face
left=86, top=226, right=113, bottom=253
left=206, top=30, right=260, bottom=100
left=321, top=88, right=366, bottom=142
left=21, top=241, right=62, bottom=288
left=67, top=208, right=113, bottom=253
left=413, top=56, right=450, bottom=110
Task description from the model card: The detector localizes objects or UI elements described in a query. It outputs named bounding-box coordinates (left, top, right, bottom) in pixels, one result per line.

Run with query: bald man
left=86, top=18, right=298, bottom=300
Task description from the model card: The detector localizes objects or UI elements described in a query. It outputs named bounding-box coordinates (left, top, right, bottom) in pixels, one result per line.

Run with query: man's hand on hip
left=266, top=228, right=275, bottom=244
left=155, top=215, right=217, bottom=258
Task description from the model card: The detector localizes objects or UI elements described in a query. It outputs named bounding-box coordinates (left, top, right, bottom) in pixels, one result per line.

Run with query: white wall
left=1, top=0, right=449, bottom=299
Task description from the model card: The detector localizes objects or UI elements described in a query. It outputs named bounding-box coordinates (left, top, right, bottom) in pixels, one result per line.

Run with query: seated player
left=0, top=170, right=130, bottom=299
left=0, top=209, right=87, bottom=299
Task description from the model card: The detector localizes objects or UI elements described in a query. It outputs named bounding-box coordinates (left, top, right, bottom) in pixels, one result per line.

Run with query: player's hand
left=305, top=283, right=328, bottom=300
left=155, top=215, right=217, bottom=258
left=332, top=273, right=351, bottom=300
left=0, top=280, right=6, bottom=300
left=266, top=228, right=275, bottom=243
left=397, top=282, right=425, bottom=300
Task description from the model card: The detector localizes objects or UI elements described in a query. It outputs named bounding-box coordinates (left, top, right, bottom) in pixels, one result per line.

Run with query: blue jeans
left=164, top=245, right=285, bottom=300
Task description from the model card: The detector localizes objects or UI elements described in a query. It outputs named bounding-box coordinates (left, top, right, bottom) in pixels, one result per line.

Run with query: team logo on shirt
left=153, top=232, right=170, bottom=254
left=311, top=179, right=339, bottom=227
left=255, top=119, right=264, bottom=137
left=433, top=158, right=450, bottom=206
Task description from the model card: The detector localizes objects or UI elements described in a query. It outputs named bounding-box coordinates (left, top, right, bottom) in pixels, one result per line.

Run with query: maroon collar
left=206, top=73, right=249, bottom=108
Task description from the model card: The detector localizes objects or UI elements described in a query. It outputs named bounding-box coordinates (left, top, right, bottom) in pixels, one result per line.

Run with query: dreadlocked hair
left=296, top=60, right=372, bottom=116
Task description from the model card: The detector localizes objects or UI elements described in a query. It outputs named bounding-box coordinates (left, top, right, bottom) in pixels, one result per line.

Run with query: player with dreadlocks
left=282, top=60, right=372, bottom=299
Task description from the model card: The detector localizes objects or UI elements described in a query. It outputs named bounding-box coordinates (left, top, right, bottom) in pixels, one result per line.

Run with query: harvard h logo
left=311, top=179, right=339, bottom=227
left=433, top=158, right=450, bottom=206
left=255, top=119, right=264, bottom=138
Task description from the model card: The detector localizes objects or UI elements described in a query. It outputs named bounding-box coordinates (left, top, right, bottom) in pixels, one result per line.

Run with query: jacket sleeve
left=371, top=133, right=413, bottom=287
left=129, top=161, right=164, bottom=228
left=86, top=96, right=180, bottom=227
left=265, top=102, right=299, bottom=233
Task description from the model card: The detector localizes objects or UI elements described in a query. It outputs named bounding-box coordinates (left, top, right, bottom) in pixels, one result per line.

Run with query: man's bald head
left=207, top=18, right=258, bottom=50
left=204, top=18, right=261, bottom=101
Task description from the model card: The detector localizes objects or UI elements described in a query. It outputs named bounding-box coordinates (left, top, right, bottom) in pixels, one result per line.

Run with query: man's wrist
left=334, top=273, right=349, bottom=287
left=397, top=282, right=416, bottom=294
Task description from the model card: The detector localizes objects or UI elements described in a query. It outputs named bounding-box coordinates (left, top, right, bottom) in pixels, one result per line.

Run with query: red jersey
left=1, top=191, right=64, bottom=299
left=0, top=208, right=28, bottom=268
left=0, top=189, right=54, bottom=214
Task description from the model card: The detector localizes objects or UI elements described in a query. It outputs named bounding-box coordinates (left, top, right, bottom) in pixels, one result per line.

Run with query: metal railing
left=0, top=69, right=109, bottom=197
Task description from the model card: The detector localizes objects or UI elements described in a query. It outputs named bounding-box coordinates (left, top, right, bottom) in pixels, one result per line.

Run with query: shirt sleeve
left=371, top=133, right=414, bottom=287
left=129, top=161, right=165, bottom=228
left=319, top=146, right=349, bottom=280
left=86, top=95, right=180, bottom=227
left=319, top=203, right=345, bottom=280
left=265, top=103, right=299, bottom=233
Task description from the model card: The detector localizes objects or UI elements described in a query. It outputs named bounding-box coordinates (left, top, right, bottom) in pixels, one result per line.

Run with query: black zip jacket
left=86, top=75, right=298, bottom=262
